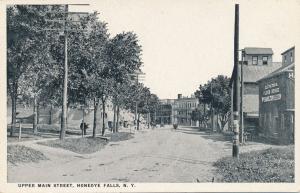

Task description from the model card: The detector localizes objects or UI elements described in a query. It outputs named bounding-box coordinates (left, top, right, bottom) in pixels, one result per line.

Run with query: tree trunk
left=147, top=112, right=150, bottom=129
left=137, top=113, right=140, bottom=130
left=211, top=104, right=214, bottom=132
left=92, top=98, right=98, bottom=138
left=37, top=103, right=40, bottom=124
left=33, top=96, right=38, bottom=134
left=113, top=102, right=116, bottom=133
left=116, top=104, right=120, bottom=132
left=49, top=104, right=52, bottom=125
left=10, top=91, right=17, bottom=137
left=101, top=98, right=106, bottom=136
left=216, top=113, right=221, bottom=132
left=203, top=104, right=207, bottom=129
left=66, top=103, right=69, bottom=128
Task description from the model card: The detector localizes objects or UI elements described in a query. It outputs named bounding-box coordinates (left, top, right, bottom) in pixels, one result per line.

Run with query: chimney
left=178, top=94, right=182, bottom=99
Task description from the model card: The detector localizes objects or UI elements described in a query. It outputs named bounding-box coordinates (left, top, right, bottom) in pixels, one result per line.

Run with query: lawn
left=38, top=137, right=108, bottom=154
left=37, top=132, right=134, bottom=154
left=8, top=145, right=48, bottom=165
left=214, top=145, right=294, bottom=182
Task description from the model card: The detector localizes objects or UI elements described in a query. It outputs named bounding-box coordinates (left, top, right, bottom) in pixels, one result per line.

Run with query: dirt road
left=8, top=126, right=273, bottom=182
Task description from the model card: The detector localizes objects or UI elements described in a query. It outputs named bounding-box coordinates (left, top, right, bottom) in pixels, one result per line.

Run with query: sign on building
left=261, top=82, right=281, bottom=103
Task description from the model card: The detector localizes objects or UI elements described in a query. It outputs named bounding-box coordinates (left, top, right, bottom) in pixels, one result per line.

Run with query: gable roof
left=281, top=46, right=295, bottom=55
left=244, top=47, right=273, bottom=55
left=229, top=62, right=282, bottom=85
left=243, top=62, right=282, bottom=83
left=258, top=63, right=294, bottom=82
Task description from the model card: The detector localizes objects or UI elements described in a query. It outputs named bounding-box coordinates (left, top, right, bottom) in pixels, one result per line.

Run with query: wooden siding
left=258, top=71, right=294, bottom=144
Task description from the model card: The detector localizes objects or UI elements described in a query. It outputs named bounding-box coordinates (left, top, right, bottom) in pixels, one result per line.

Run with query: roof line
left=257, top=63, right=294, bottom=82
left=281, top=46, right=295, bottom=55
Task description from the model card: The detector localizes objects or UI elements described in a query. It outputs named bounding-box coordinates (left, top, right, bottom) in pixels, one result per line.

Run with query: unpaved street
left=8, top=126, right=273, bottom=182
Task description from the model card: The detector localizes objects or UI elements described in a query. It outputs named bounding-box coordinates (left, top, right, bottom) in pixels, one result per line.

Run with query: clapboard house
left=257, top=47, right=295, bottom=144
left=230, top=47, right=281, bottom=133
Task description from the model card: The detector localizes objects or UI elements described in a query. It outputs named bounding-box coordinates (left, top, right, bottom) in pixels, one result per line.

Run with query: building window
left=252, top=56, right=258, bottom=65
left=262, top=56, right=268, bottom=65
left=284, top=55, right=287, bottom=64
left=291, top=52, right=293, bottom=63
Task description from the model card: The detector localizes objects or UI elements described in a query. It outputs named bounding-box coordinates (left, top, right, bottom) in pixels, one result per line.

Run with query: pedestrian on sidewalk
left=80, top=120, right=88, bottom=136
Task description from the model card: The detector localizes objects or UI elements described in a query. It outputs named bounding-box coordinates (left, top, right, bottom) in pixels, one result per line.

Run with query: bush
left=214, top=146, right=294, bottom=182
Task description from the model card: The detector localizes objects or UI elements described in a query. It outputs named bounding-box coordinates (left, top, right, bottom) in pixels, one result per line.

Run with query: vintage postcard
left=0, top=0, right=299, bottom=192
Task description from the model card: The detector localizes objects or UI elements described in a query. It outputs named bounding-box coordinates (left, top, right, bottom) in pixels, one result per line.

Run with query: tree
left=18, top=58, right=61, bottom=133
left=7, top=5, right=62, bottom=136
left=195, top=75, right=231, bottom=132
left=194, top=84, right=211, bottom=129
left=210, top=75, right=231, bottom=131
left=105, top=32, right=143, bottom=132
left=72, top=12, right=109, bottom=137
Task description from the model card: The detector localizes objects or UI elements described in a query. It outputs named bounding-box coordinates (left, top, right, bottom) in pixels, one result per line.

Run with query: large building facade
left=230, top=47, right=282, bottom=133
left=257, top=47, right=295, bottom=144
left=155, top=95, right=199, bottom=126
left=172, top=94, right=199, bottom=126
left=155, top=99, right=174, bottom=125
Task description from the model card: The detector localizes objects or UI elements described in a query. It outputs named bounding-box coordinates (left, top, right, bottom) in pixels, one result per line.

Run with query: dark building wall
left=285, top=68, right=295, bottom=110
left=282, top=47, right=295, bottom=66
left=258, top=72, right=294, bottom=144
left=156, top=104, right=172, bottom=124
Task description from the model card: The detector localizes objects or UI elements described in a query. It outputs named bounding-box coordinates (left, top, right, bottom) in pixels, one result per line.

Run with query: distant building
left=230, top=47, right=282, bottom=132
left=173, top=94, right=199, bottom=126
left=257, top=47, right=295, bottom=144
left=156, top=99, right=174, bottom=125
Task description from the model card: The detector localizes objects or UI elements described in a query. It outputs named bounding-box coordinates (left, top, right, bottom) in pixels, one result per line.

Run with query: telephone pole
left=240, top=49, right=245, bottom=144
left=232, top=4, right=240, bottom=158
left=43, top=4, right=89, bottom=140
left=131, top=69, right=145, bottom=130
left=211, top=80, right=215, bottom=132
left=60, top=4, right=69, bottom=140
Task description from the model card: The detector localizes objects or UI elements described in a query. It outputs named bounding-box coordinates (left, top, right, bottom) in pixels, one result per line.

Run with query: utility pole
left=135, top=75, right=139, bottom=130
left=240, top=49, right=245, bottom=144
left=211, top=80, right=215, bottom=132
left=131, top=69, right=145, bottom=130
left=43, top=4, right=89, bottom=140
left=60, top=4, right=69, bottom=140
left=232, top=4, right=240, bottom=158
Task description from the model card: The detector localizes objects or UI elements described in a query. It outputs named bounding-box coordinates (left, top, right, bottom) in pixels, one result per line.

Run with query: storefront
left=257, top=63, right=294, bottom=144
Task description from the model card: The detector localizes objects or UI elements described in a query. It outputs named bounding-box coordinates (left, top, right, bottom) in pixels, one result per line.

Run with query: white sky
left=71, top=0, right=299, bottom=99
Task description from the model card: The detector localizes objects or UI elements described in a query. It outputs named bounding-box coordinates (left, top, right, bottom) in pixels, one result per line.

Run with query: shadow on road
left=175, top=126, right=232, bottom=143
left=142, top=154, right=211, bottom=165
